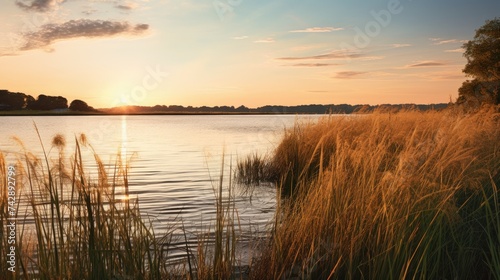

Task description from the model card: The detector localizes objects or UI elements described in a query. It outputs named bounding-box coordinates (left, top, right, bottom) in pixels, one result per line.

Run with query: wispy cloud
left=390, top=43, right=411, bottom=48
left=16, top=0, right=64, bottom=12
left=445, top=48, right=463, bottom=53
left=277, top=50, right=382, bottom=61
left=82, top=8, right=98, bottom=15
left=290, top=27, right=344, bottom=33
left=115, top=1, right=139, bottom=10
left=288, top=63, right=340, bottom=67
left=405, top=60, right=448, bottom=68
left=435, top=39, right=460, bottom=45
left=19, top=19, right=149, bottom=52
left=0, top=50, right=19, bottom=57
left=334, top=71, right=367, bottom=79
left=429, top=38, right=467, bottom=45
left=254, top=38, right=274, bottom=43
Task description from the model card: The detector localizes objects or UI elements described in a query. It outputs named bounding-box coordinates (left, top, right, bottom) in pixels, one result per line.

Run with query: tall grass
left=247, top=108, right=500, bottom=279
left=0, top=132, right=247, bottom=279
left=194, top=156, right=243, bottom=280
left=0, top=133, right=171, bottom=279
left=236, top=153, right=274, bottom=186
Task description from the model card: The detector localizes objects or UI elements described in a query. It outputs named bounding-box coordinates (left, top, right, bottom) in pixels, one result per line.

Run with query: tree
left=69, top=99, right=95, bottom=112
left=29, top=94, right=68, bottom=110
left=457, top=18, right=500, bottom=106
left=0, top=90, right=25, bottom=110
left=0, top=90, right=34, bottom=110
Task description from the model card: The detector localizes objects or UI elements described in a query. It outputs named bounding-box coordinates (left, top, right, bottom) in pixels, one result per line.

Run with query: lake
left=0, top=114, right=322, bottom=262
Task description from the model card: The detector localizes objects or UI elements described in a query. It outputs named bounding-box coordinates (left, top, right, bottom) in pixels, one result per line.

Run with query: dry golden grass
left=249, top=108, right=500, bottom=279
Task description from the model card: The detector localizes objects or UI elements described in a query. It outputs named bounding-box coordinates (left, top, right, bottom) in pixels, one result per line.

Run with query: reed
left=0, top=133, right=171, bottom=279
left=236, top=153, right=270, bottom=186
left=1, top=132, right=250, bottom=279
left=194, top=156, right=244, bottom=280
left=248, top=108, right=500, bottom=279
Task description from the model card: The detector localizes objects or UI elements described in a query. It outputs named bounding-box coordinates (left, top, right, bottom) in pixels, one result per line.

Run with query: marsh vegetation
left=1, top=108, right=500, bottom=279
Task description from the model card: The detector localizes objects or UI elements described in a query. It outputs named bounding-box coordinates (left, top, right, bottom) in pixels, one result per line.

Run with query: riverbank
left=1, top=108, right=499, bottom=279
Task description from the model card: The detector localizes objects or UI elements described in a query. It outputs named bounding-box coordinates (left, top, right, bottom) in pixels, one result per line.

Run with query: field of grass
left=1, top=108, right=499, bottom=279
left=246, top=107, right=500, bottom=279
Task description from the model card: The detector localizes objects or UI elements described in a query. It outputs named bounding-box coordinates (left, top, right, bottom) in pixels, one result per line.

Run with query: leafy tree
left=29, top=94, right=68, bottom=110
left=0, top=90, right=34, bottom=110
left=69, top=99, right=95, bottom=112
left=457, top=18, right=500, bottom=106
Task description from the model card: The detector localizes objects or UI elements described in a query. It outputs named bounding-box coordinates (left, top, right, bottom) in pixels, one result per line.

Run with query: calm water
left=0, top=114, right=321, bottom=260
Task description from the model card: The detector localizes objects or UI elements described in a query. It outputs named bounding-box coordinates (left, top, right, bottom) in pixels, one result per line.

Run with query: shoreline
left=0, top=111, right=340, bottom=116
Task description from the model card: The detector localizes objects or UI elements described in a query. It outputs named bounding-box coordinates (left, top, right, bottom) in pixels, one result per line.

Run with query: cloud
left=82, top=8, right=98, bottom=15
left=0, top=50, right=19, bottom=57
left=435, top=39, right=459, bottom=45
left=277, top=50, right=382, bottom=61
left=254, top=38, right=274, bottom=43
left=290, top=27, right=344, bottom=33
left=16, top=0, right=65, bottom=12
left=390, top=43, right=411, bottom=48
left=405, top=60, right=448, bottom=68
left=277, top=50, right=362, bottom=60
left=288, top=63, right=340, bottom=67
left=430, top=38, right=467, bottom=45
left=445, top=48, right=463, bottom=53
left=334, top=71, right=367, bottom=79
left=115, top=1, right=139, bottom=10
left=19, top=19, right=149, bottom=51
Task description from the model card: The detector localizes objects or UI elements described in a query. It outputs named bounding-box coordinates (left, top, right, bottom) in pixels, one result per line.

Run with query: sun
left=120, top=95, right=129, bottom=105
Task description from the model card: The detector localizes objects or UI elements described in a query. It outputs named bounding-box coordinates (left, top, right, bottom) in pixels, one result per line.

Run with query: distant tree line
left=105, top=103, right=449, bottom=115
left=1, top=89, right=449, bottom=115
left=0, top=90, right=96, bottom=112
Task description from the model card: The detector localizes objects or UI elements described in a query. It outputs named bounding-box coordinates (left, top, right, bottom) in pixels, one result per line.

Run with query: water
left=0, top=114, right=321, bottom=261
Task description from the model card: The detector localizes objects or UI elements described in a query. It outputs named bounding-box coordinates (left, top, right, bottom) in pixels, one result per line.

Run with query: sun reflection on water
left=121, top=115, right=127, bottom=160
left=120, top=115, right=130, bottom=201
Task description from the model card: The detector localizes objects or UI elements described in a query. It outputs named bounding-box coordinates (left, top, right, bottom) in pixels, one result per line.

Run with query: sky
left=0, top=0, right=499, bottom=108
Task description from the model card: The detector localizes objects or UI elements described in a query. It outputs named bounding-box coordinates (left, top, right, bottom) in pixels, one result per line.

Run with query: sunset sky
left=1, top=0, right=499, bottom=108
